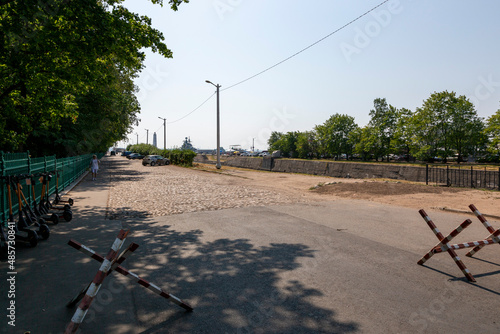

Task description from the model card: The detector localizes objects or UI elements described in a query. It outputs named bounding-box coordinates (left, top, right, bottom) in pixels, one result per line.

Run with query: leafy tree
left=273, top=131, right=300, bottom=158
left=368, top=98, right=398, bottom=161
left=0, top=0, right=187, bottom=155
left=484, top=108, right=500, bottom=159
left=268, top=131, right=283, bottom=151
left=353, top=125, right=383, bottom=161
left=411, top=91, right=484, bottom=162
left=296, top=131, right=318, bottom=159
left=392, top=107, right=414, bottom=161
left=447, top=97, right=486, bottom=162
left=314, top=114, right=358, bottom=159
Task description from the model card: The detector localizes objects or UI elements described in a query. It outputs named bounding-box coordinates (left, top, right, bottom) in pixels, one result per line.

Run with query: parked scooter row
left=0, top=171, right=74, bottom=255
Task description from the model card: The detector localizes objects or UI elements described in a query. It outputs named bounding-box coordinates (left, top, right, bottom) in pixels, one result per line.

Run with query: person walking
left=90, top=155, right=100, bottom=181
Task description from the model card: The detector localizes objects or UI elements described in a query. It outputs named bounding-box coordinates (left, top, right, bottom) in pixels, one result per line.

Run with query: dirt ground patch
left=193, top=163, right=500, bottom=218
left=312, top=181, right=462, bottom=197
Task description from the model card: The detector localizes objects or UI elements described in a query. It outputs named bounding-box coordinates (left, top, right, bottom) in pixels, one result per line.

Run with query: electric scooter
left=4, top=176, right=38, bottom=247
left=39, top=173, right=72, bottom=222
left=29, top=175, right=59, bottom=224
left=11, top=177, right=50, bottom=240
left=53, top=171, right=74, bottom=206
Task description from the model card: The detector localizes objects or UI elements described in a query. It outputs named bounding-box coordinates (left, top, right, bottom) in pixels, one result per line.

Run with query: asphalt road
left=1, top=161, right=499, bottom=333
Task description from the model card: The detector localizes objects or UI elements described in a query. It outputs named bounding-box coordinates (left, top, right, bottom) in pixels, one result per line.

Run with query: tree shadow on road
left=100, top=217, right=360, bottom=334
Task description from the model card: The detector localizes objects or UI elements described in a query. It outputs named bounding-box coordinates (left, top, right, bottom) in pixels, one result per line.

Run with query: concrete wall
left=195, top=155, right=428, bottom=182
left=273, top=159, right=426, bottom=181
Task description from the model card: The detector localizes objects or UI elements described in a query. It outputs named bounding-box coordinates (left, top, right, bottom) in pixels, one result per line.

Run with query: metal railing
left=1, top=151, right=104, bottom=228
left=426, top=165, right=500, bottom=190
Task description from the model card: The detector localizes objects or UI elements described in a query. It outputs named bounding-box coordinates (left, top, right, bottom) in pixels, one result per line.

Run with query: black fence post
left=446, top=166, right=450, bottom=186
left=426, top=164, right=428, bottom=185
left=498, top=167, right=500, bottom=191
left=470, top=166, right=474, bottom=188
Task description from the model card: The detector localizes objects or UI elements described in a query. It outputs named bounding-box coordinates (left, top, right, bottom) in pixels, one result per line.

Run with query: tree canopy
left=0, top=0, right=188, bottom=156
left=267, top=92, right=496, bottom=163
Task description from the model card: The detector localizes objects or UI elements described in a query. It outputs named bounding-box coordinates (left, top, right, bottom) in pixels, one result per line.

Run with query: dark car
left=127, top=153, right=144, bottom=160
left=122, top=151, right=133, bottom=157
left=142, top=155, right=168, bottom=166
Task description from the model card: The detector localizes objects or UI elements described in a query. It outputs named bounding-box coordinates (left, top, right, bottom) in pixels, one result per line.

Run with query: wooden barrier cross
left=418, top=205, right=500, bottom=282
left=65, top=230, right=193, bottom=333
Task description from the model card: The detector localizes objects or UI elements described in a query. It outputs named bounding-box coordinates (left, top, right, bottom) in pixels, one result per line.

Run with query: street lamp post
left=158, top=117, right=166, bottom=150
left=205, top=80, right=221, bottom=169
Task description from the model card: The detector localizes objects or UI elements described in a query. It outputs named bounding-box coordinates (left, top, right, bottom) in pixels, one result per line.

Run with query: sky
left=117, top=0, right=500, bottom=151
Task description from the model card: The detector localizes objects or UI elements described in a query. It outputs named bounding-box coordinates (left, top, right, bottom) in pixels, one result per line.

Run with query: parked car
left=258, top=151, right=269, bottom=157
left=142, top=155, right=169, bottom=166
left=122, top=151, right=133, bottom=157
left=110, top=151, right=116, bottom=156
left=127, top=153, right=144, bottom=160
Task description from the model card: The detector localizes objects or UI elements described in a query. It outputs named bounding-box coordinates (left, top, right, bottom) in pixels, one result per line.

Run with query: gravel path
left=107, top=156, right=308, bottom=219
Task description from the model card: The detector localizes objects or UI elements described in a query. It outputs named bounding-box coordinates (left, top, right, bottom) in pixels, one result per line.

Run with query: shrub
left=162, top=149, right=196, bottom=167
left=127, top=144, right=196, bottom=167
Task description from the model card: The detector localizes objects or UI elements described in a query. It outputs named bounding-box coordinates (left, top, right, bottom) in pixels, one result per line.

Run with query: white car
left=258, top=152, right=269, bottom=157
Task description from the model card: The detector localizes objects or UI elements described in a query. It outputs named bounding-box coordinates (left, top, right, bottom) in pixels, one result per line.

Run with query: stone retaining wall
left=195, top=155, right=427, bottom=182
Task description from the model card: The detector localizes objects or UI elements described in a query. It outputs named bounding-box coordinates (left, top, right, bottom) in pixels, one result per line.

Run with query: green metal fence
left=1, top=152, right=104, bottom=228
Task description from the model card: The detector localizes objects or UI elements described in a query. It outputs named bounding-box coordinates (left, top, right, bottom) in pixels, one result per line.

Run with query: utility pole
left=252, top=138, right=255, bottom=152
left=158, top=117, right=167, bottom=150
left=205, top=80, right=221, bottom=169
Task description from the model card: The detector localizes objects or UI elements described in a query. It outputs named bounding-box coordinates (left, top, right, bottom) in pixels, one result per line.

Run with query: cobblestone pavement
left=107, top=156, right=312, bottom=219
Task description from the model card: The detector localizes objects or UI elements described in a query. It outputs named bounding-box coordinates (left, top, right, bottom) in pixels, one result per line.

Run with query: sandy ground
left=192, top=162, right=500, bottom=218
left=107, top=156, right=500, bottom=219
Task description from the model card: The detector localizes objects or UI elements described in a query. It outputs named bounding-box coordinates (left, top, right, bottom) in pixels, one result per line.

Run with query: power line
left=167, top=92, right=216, bottom=124
left=161, top=1, right=389, bottom=124
left=222, top=0, right=389, bottom=92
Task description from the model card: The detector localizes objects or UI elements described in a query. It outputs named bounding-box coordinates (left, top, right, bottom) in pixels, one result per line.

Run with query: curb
left=432, top=206, right=500, bottom=220
left=49, top=171, right=90, bottom=202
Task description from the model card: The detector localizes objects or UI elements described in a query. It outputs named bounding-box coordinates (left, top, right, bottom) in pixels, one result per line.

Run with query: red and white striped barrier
left=65, top=229, right=129, bottom=334
left=467, top=204, right=500, bottom=257
left=418, top=205, right=500, bottom=282
left=66, top=240, right=139, bottom=308
left=67, top=239, right=193, bottom=311
left=418, top=210, right=475, bottom=282
left=65, top=230, right=193, bottom=332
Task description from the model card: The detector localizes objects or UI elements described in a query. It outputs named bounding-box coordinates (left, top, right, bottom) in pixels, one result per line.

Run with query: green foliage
left=0, top=0, right=185, bottom=156
left=411, top=91, right=485, bottom=162
left=485, top=108, right=500, bottom=157
left=266, top=93, right=497, bottom=164
left=315, top=114, right=358, bottom=159
left=392, top=108, right=414, bottom=161
left=126, top=144, right=196, bottom=167
left=268, top=131, right=301, bottom=158
left=268, top=131, right=283, bottom=151
left=368, top=99, right=398, bottom=161
left=165, top=149, right=197, bottom=167
left=127, top=144, right=161, bottom=156
left=296, top=131, right=318, bottom=159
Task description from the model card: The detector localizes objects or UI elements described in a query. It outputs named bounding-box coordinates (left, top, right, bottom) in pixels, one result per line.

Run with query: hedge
left=126, top=144, right=196, bottom=167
